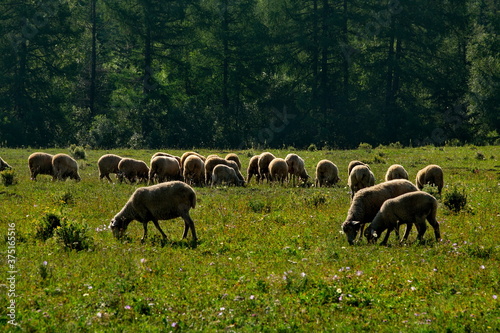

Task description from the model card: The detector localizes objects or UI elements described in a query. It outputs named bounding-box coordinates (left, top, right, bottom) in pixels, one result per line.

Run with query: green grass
left=1, top=146, right=499, bottom=332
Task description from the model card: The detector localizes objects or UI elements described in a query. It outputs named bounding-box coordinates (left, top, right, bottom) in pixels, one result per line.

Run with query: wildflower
left=301, top=272, right=306, bottom=278
left=124, top=305, right=131, bottom=310
left=356, top=270, right=363, bottom=276
left=337, top=288, right=342, bottom=294
left=171, top=322, right=178, bottom=328
left=96, top=312, right=102, bottom=318
left=480, top=265, right=485, bottom=269
left=140, top=258, right=147, bottom=264
left=43, top=261, right=48, bottom=266
left=249, top=295, right=255, bottom=300
left=493, top=295, right=497, bottom=300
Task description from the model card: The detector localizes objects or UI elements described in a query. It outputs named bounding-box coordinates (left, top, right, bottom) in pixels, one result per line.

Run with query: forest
left=1, top=0, right=498, bottom=149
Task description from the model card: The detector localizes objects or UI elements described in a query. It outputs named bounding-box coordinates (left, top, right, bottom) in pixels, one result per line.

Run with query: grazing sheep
left=212, top=164, right=244, bottom=187
left=315, top=159, right=340, bottom=187
left=183, top=155, right=205, bottom=186
left=285, top=153, right=309, bottom=186
left=180, top=152, right=206, bottom=170
left=149, top=156, right=181, bottom=184
left=258, top=152, right=276, bottom=183
left=118, top=158, right=149, bottom=183
left=364, top=191, right=441, bottom=245
left=110, top=181, right=197, bottom=242
left=52, top=153, right=81, bottom=181
left=28, top=152, right=54, bottom=180
left=348, top=160, right=370, bottom=176
left=269, top=158, right=289, bottom=184
left=225, top=153, right=241, bottom=170
left=416, top=164, right=444, bottom=194
left=385, top=164, right=409, bottom=181
left=348, top=165, right=375, bottom=198
left=98, top=154, right=122, bottom=182
left=341, top=179, right=418, bottom=245
left=246, top=155, right=261, bottom=184
left=0, top=157, right=12, bottom=171
left=151, top=152, right=181, bottom=166
left=204, top=157, right=245, bottom=186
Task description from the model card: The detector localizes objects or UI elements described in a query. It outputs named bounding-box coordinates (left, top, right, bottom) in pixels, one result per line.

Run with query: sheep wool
left=348, top=165, right=375, bottom=199
left=315, top=159, right=340, bottom=187
left=246, top=155, right=261, bottom=184
left=0, top=157, right=12, bottom=171
left=269, top=158, right=288, bottom=184
left=416, top=164, right=444, bottom=194
left=212, top=164, right=244, bottom=186
left=258, top=152, right=276, bottom=183
left=28, top=152, right=54, bottom=180
left=183, top=155, right=205, bottom=186
left=98, top=154, right=122, bottom=182
left=385, top=164, right=409, bottom=181
left=52, top=153, right=81, bottom=181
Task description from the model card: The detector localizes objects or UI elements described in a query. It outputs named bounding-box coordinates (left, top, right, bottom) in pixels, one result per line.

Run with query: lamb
left=110, top=181, right=197, bottom=242
left=285, top=153, right=309, bottom=186
left=385, top=164, right=409, bottom=181
left=117, top=158, right=149, bottom=183
left=149, top=156, right=181, bottom=184
left=97, top=154, right=122, bottom=182
left=341, top=179, right=418, bottom=245
left=211, top=164, right=244, bottom=187
left=348, top=165, right=375, bottom=198
left=364, top=191, right=441, bottom=245
left=204, top=156, right=245, bottom=186
left=258, top=152, right=275, bottom=183
left=52, top=153, right=81, bottom=181
left=28, top=152, right=54, bottom=180
left=315, top=159, right=340, bottom=187
left=246, top=155, right=261, bottom=184
left=0, top=157, right=12, bottom=171
left=347, top=160, right=370, bottom=176
left=416, top=164, right=444, bottom=194
left=183, top=155, right=205, bottom=186
left=269, top=158, right=288, bottom=184
left=225, top=153, right=241, bottom=170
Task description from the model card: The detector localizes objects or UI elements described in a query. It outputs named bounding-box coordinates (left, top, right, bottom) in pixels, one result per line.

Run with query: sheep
left=348, top=165, right=375, bottom=199
left=28, top=152, right=54, bottom=180
left=98, top=154, right=122, bottom=182
left=347, top=160, right=370, bottom=176
left=315, top=159, right=340, bottom=187
left=211, top=164, right=244, bottom=187
left=183, top=155, right=205, bottom=186
left=341, top=179, right=418, bottom=245
left=364, top=191, right=441, bottom=245
left=151, top=152, right=181, bottom=167
left=225, top=153, right=241, bottom=170
left=110, top=181, right=197, bottom=242
left=204, top=156, right=245, bottom=186
left=385, top=164, right=409, bottom=181
left=416, top=164, right=444, bottom=194
left=52, top=153, right=81, bottom=181
left=0, top=157, right=12, bottom=171
left=258, top=152, right=275, bottom=183
left=246, top=155, right=261, bottom=184
left=117, top=158, right=149, bottom=183
left=285, top=153, right=309, bottom=186
left=149, top=156, right=181, bottom=184
left=180, top=152, right=206, bottom=170
left=269, top=158, right=288, bottom=184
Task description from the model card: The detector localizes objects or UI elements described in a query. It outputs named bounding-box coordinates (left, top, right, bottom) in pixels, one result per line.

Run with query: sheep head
left=110, top=216, right=132, bottom=239
left=342, top=221, right=362, bottom=245
left=364, top=226, right=378, bottom=243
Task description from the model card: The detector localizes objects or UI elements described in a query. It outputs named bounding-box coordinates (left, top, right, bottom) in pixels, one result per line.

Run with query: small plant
left=69, top=144, right=86, bottom=160
left=54, top=191, right=75, bottom=205
left=1, top=169, right=17, bottom=186
left=248, top=200, right=271, bottom=213
left=388, top=141, right=403, bottom=149
left=422, top=184, right=440, bottom=197
left=358, top=142, right=372, bottom=151
left=305, top=193, right=327, bottom=207
left=34, top=214, right=62, bottom=241
left=54, top=219, right=93, bottom=251
left=475, top=152, right=485, bottom=160
left=443, top=186, right=467, bottom=213
left=307, top=143, right=317, bottom=151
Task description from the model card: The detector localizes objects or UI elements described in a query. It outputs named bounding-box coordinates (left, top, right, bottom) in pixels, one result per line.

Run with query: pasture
left=1, top=146, right=499, bottom=332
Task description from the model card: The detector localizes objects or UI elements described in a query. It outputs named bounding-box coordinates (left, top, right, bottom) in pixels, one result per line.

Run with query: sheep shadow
left=150, top=235, right=199, bottom=249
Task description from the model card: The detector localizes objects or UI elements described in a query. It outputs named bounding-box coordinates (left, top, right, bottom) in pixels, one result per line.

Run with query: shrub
left=69, top=144, right=87, bottom=160
left=422, top=184, right=441, bottom=197
left=54, top=191, right=75, bottom=205
left=54, top=219, right=93, bottom=251
left=34, top=214, right=62, bottom=241
left=307, top=144, right=318, bottom=152
left=358, top=142, right=372, bottom=151
left=475, top=152, right=486, bottom=160
left=443, top=186, right=468, bottom=213
left=1, top=169, right=17, bottom=186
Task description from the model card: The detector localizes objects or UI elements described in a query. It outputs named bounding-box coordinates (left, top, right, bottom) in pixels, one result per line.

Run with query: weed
left=443, top=186, right=467, bottom=213
left=475, top=152, right=486, bottom=160
left=69, top=144, right=87, bottom=160
left=54, top=191, right=75, bottom=205
left=34, top=213, right=62, bottom=241
left=54, top=219, right=93, bottom=251
left=1, top=169, right=17, bottom=186
left=307, top=143, right=318, bottom=151
left=358, top=142, right=372, bottom=151
left=305, top=193, right=327, bottom=207
left=248, top=200, right=271, bottom=213
left=422, top=184, right=440, bottom=197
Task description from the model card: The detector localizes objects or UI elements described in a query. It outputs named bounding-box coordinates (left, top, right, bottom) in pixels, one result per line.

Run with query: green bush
left=34, top=214, right=62, bottom=241
left=1, top=169, right=17, bottom=186
left=69, top=144, right=87, bottom=160
left=443, top=186, right=468, bottom=213
left=54, top=219, right=93, bottom=251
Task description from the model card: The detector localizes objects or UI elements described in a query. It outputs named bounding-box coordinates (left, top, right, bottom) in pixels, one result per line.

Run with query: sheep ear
left=351, top=221, right=361, bottom=226
left=371, top=230, right=378, bottom=238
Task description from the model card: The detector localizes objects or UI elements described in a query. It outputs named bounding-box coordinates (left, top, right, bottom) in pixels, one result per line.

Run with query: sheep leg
left=141, top=222, right=149, bottom=242
left=151, top=219, right=168, bottom=240
left=415, top=217, right=427, bottom=243
left=379, top=228, right=392, bottom=246
left=427, top=215, right=441, bottom=241
left=400, top=223, right=413, bottom=243
left=181, top=214, right=197, bottom=241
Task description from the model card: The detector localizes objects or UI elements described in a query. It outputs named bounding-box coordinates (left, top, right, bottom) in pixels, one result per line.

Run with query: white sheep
left=151, top=152, right=181, bottom=167
left=384, top=164, right=409, bottom=181
left=211, top=164, right=244, bottom=187
left=110, top=181, right=197, bottom=242
left=285, top=153, right=309, bottom=186
left=348, top=165, right=375, bottom=198
left=204, top=156, right=245, bottom=186
left=98, top=154, right=122, bottom=182
left=183, top=155, right=205, bottom=186
left=225, top=153, right=241, bottom=170
left=269, top=158, right=288, bottom=184
left=28, top=152, right=54, bottom=180
left=416, top=164, right=444, bottom=194
left=315, top=159, right=340, bottom=187
left=364, top=191, right=441, bottom=245
left=149, top=156, right=181, bottom=184
left=180, top=152, right=206, bottom=170
left=0, top=157, right=12, bottom=171
left=117, top=158, right=149, bottom=183
left=341, top=179, right=418, bottom=245
left=347, top=160, right=370, bottom=176
left=258, top=152, right=276, bottom=183
left=246, top=155, right=261, bottom=184
left=52, top=153, right=81, bottom=181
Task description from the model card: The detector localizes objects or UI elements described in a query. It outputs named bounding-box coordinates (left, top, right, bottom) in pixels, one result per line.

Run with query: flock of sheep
left=0, top=151, right=445, bottom=245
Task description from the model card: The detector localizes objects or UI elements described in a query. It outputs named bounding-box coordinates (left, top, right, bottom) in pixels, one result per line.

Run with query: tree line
left=1, top=0, right=498, bottom=149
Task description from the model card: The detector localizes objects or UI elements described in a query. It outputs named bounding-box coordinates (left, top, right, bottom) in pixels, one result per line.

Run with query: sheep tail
left=190, top=191, right=197, bottom=209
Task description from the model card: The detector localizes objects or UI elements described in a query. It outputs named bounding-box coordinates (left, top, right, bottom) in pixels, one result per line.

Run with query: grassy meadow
left=1, top=146, right=499, bottom=332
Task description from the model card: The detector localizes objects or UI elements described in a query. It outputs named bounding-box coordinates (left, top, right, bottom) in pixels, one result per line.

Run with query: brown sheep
left=0, top=157, right=12, bottom=171
left=110, top=181, right=197, bottom=242
left=204, top=157, right=245, bottom=186
left=183, top=155, right=205, bottom=186
left=347, top=160, right=370, bottom=176
left=258, top=152, right=276, bottom=183
left=149, top=156, right=181, bottom=184
left=180, top=152, right=206, bottom=172
left=416, top=164, right=444, bottom=194
left=285, top=153, right=309, bottom=186
left=28, top=152, right=54, bottom=180
left=348, top=165, right=375, bottom=199
left=52, top=153, right=81, bottom=181
left=151, top=152, right=181, bottom=166
left=246, top=155, right=261, bottom=184
left=384, top=164, right=409, bottom=181
left=269, top=158, right=288, bottom=185
left=118, top=158, right=149, bottom=183
left=98, top=154, right=122, bottom=182
left=315, top=159, right=340, bottom=187
left=211, top=164, right=244, bottom=187
left=225, top=153, right=241, bottom=170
